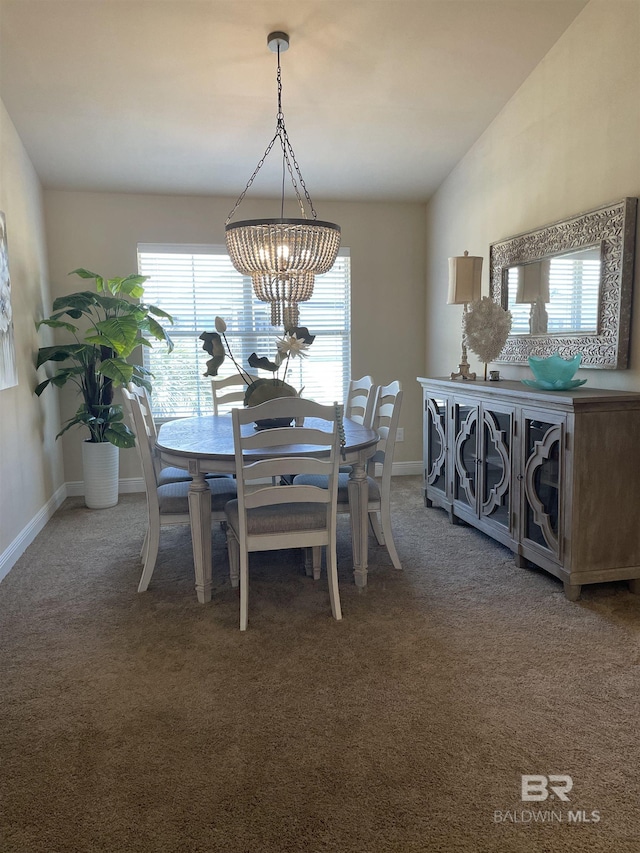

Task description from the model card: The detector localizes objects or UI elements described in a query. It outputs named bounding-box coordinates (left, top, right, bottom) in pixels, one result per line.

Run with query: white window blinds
left=137, top=244, right=351, bottom=418
left=507, top=258, right=600, bottom=335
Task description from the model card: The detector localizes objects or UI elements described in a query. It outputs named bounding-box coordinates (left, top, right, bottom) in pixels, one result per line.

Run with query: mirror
left=490, top=198, right=637, bottom=368
left=505, top=244, right=602, bottom=336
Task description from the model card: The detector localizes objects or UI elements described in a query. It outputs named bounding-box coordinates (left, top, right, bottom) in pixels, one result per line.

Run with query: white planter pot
left=82, top=440, right=119, bottom=509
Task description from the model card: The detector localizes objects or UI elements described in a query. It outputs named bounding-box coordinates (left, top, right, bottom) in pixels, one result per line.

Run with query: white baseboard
left=392, top=460, right=422, bottom=476
left=66, top=476, right=146, bottom=496
left=0, top=483, right=67, bottom=583
left=117, top=477, right=146, bottom=494
left=373, top=460, right=422, bottom=477
left=65, top=480, right=84, bottom=496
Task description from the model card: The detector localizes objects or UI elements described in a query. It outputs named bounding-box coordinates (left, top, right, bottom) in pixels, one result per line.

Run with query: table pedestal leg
left=187, top=466, right=212, bottom=603
left=348, top=461, right=369, bottom=588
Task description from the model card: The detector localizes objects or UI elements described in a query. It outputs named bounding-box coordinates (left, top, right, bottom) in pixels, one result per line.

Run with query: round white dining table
left=156, top=415, right=379, bottom=603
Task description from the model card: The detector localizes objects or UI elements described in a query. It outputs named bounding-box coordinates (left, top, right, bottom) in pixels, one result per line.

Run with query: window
left=137, top=244, right=351, bottom=418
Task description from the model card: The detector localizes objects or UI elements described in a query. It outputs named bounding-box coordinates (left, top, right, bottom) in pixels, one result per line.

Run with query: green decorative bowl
left=522, top=353, right=586, bottom=391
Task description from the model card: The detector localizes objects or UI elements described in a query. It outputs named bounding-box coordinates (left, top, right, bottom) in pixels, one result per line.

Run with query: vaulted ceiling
left=0, top=0, right=588, bottom=202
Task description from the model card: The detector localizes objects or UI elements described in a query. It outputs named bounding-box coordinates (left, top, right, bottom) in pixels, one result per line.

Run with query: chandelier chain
left=281, top=136, right=306, bottom=218
left=225, top=132, right=279, bottom=225
left=225, top=39, right=318, bottom=225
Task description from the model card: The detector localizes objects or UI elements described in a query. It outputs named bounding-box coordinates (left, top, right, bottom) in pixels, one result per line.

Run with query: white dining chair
left=121, top=385, right=192, bottom=486
left=224, top=396, right=343, bottom=631
left=122, top=385, right=229, bottom=484
left=337, top=376, right=379, bottom=476
left=295, top=380, right=404, bottom=574
left=122, top=386, right=238, bottom=593
left=346, top=375, right=378, bottom=428
left=210, top=371, right=259, bottom=415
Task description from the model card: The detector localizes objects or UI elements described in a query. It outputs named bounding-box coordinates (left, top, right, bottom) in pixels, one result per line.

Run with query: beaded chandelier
left=225, top=31, right=341, bottom=328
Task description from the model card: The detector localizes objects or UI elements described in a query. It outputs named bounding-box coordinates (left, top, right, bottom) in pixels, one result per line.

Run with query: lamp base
left=450, top=349, right=476, bottom=381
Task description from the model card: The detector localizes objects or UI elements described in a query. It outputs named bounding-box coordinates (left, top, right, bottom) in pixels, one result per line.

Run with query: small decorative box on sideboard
left=417, top=376, right=640, bottom=600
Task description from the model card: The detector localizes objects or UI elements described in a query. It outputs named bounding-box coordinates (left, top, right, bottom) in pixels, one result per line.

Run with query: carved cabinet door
left=452, top=398, right=479, bottom=516
left=478, top=404, right=514, bottom=533
left=453, top=398, right=514, bottom=534
left=518, top=410, right=565, bottom=564
left=425, top=394, right=448, bottom=501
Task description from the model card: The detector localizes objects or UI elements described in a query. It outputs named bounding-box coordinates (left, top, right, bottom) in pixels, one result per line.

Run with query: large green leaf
left=70, top=268, right=100, bottom=279
left=94, top=315, right=139, bottom=356
left=130, top=374, right=153, bottom=393
left=145, top=316, right=169, bottom=341
left=36, top=365, right=85, bottom=395
left=105, top=405, right=125, bottom=423
left=98, top=357, right=134, bottom=385
left=50, top=369, right=81, bottom=388
left=36, top=343, right=87, bottom=368
left=147, top=304, right=174, bottom=323
left=52, top=291, right=97, bottom=314
left=92, top=293, right=135, bottom=312
left=36, top=318, right=79, bottom=333
left=133, top=364, right=153, bottom=377
left=144, top=317, right=174, bottom=353
left=35, top=378, right=53, bottom=396
left=56, top=418, right=85, bottom=440
left=69, top=268, right=104, bottom=292
left=108, top=275, right=147, bottom=299
left=83, top=334, right=116, bottom=350
left=105, top=421, right=136, bottom=448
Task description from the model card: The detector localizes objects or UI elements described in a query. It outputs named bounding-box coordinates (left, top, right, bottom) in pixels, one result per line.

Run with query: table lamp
left=448, top=250, right=483, bottom=380
left=515, top=259, right=550, bottom=334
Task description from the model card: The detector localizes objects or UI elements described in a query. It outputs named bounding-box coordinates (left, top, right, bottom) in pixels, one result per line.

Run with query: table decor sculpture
left=200, top=317, right=314, bottom=427
left=463, top=296, right=512, bottom=381
left=521, top=352, right=586, bottom=391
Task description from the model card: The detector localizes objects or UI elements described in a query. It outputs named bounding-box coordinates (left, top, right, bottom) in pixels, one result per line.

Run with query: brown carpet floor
left=1, top=476, right=639, bottom=853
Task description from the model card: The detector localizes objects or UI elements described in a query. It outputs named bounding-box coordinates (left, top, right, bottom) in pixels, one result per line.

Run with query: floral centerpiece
left=199, top=317, right=315, bottom=410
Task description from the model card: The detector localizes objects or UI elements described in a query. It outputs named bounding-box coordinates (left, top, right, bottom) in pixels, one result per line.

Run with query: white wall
left=425, top=0, right=640, bottom=387
left=43, top=192, right=426, bottom=484
left=0, top=100, right=64, bottom=569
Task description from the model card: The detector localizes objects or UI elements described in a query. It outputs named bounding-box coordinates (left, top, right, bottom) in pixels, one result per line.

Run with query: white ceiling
left=0, top=0, right=588, bottom=203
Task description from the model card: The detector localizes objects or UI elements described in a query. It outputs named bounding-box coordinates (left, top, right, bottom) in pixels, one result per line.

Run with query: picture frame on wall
left=0, top=211, right=18, bottom=390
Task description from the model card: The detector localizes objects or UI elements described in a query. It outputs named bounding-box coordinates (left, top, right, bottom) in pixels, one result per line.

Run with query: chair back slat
left=345, top=375, right=378, bottom=428
left=244, top=483, right=333, bottom=510
left=211, top=372, right=258, bottom=415
left=240, top=425, right=336, bottom=451
left=242, top=455, right=335, bottom=483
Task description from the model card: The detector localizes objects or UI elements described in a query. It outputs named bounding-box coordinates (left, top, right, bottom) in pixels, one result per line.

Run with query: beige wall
left=425, top=0, right=640, bottom=388
left=43, top=192, right=426, bottom=483
left=0, top=100, right=63, bottom=557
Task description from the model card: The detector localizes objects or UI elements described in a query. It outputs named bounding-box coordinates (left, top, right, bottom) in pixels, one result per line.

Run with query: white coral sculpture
left=463, top=297, right=512, bottom=379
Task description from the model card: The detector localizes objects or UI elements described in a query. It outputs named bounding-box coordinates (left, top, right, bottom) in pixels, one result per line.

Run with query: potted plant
left=35, top=268, right=173, bottom=508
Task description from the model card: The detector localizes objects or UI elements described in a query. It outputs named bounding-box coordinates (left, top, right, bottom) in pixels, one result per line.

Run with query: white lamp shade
left=447, top=252, right=483, bottom=304
left=515, top=259, right=551, bottom=303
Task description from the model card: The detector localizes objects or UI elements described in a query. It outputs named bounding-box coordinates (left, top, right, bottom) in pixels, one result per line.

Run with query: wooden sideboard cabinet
left=417, top=377, right=640, bottom=600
